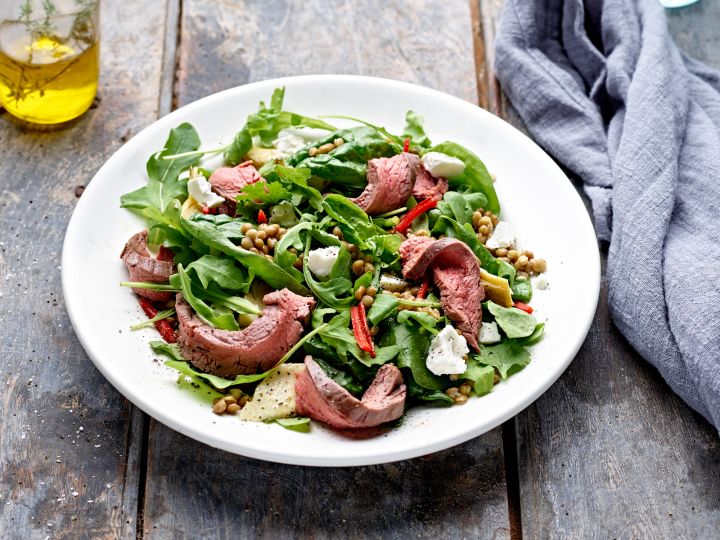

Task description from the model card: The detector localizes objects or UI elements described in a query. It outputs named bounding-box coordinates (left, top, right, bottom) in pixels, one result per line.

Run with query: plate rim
left=61, top=74, right=600, bottom=466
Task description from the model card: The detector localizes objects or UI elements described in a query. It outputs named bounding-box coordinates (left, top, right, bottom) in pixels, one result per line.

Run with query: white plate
left=62, top=75, right=600, bottom=466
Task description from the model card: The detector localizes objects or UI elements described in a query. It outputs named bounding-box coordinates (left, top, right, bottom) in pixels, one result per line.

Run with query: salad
left=119, top=88, right=547, bottom=433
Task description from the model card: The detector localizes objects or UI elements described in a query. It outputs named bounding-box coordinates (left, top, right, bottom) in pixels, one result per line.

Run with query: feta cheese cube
left=187, top=176, right=225, bottom=208
left=479, top=322, right=502, bottom=344
left=421, top=152, right=466, bottom=179
left=485, top=221, right=516, bottom=249
left=306, top=246, right=340, bottom=279
left=426, top=325, right=469, bottom=376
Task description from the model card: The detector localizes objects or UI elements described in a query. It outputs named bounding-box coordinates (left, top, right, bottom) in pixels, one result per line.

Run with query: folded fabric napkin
left=495, top=0, right=720, bottom=428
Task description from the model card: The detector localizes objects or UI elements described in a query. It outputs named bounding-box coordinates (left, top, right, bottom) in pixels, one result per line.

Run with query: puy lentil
left=352, top=260, right=365, bottom=276
left=226, top=403, right=241, bottom=415
left=212, top=399, right=227, bottom=415
left=354, top=286, right=366, bottom=301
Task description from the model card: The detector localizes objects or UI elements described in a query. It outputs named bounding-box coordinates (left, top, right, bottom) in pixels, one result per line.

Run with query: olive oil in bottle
left=0, top=5, right=99, bottom=125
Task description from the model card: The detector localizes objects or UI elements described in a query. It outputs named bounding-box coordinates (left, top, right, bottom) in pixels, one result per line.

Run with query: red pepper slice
left=513, top=301, right=533, bottom=314
left=417, top=275, right=430, bottom=299
left=350, top=304, right=376, bottom=358
left=257, top=209, right=268, bottom=224
left=403, top=137, right=410, bottom=153
left=394, top=198, right=438, bottom=234
left=138, top=297, right=177, bottom=343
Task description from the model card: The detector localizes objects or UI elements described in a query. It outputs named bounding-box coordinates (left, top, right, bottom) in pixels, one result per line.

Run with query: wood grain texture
left=175, top=0, right=479, bottom=106
left=141, top=1, right=511, bottom=538
left=0, top=1, right=170, bottom=538
left=666, top=0, right=720, bottom=69
left=478, top=0, right=720, bottom=537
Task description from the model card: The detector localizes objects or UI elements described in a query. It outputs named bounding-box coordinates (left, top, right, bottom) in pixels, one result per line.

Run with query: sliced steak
left=208, top=160, right=263, bottom=215
left=120, top=230, right=175, bottom=302
left=400, top=236, right=485, bottom=350
left=412, top=163, right=448, bottom=201
left=176, top=289, right=315, bottom=378
left=350, top=152, right=418, bottom=214
left=295, top=356, right=406, bottom=429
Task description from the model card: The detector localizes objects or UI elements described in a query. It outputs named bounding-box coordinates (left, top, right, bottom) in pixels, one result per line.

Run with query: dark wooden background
left=1, top=1, right=718, bottom=538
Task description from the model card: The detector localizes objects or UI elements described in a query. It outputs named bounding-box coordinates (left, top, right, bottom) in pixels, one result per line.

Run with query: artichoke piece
left=246, top=147, right=285, bottom=168
left=480, top=268, right=513, bottom=307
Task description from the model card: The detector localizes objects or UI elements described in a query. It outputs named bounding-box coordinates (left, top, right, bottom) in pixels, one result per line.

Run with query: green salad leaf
left=267, top=417, right=311, bottom=432
left=461, top=357, right=495, bottom=396
left=317, top=311, right=399, bottom=367
left=177, top=265, right=239, bottom=330
left=511, top=276, right=533, bottom=303
left=182, top=215, right=309, bottom=295
left=121, top=123, right=201, bottom=212
left=486, top=301, right=537, bottom=338
left=262, top=164, right=323, bottom=210
left=322, top=194, right=380, bottom=246
left=223, top=127, right=252, bottom=166
left=289, top=126, right=401, bottom=188
left=474, top=341, right=530, bottom=379
left=385, top=322, right=447, bottom=391
left=235, top=181, right=290, bottom=209
left=367, top=293, right=398, bottom=325
left=403, top=110, right=432, bottom=149
left=396, top=310, right=440, bottom=334
left=184, top=255, right=252, bottom=292
left=427, top=141, right=500, bottom=215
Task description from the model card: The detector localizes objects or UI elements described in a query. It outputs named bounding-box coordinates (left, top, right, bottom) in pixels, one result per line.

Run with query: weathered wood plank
left=141, top=1, right=511, bottom=538
left=0, top=2, right=170, bottom=538
left=478, top=1, right=720, bottom=537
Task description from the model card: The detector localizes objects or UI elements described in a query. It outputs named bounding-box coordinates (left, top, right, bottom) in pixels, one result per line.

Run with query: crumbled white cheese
left=421, top=152, right=466, bottom=178
left=485, top=221, right=516, bottom=249
left=239, top=364, right=306, bottom=422
left=426, top=325, right=469, bottom=376
left=306, top=246, right=340, bottom=279
left=187, top=176, right=225, bottom=208
left=534, top=277, right=549, bottom=290
left=273, top=127, right=330, bottom=158
left=479, top=321, right=502, bottom=344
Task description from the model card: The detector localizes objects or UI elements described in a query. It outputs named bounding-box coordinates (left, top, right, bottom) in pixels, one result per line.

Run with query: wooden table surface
left=1, top=1, right=718, bottom=538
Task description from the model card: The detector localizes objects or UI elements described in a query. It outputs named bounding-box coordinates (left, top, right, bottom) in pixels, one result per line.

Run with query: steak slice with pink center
left=400, top=236, right=485, bottom=350
left=120, top=230, right=175, bottom=302
left=295, top=356, right=406, bottom=429
left=176, top=289, right=315, bottom=378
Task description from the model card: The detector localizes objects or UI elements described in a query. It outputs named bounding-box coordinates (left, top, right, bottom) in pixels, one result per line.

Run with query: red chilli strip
left=201, top=205, right=210, bottom=215
left=395, top=198, right=438, bottom=234
left=417, top=276, right=430, bottom=299
left=350, top=304, right=376, bottom=358
left=403, top=137, right=410, bottom=153
left=138, top=297, right=177, bottom=343
left=257, top=209, right=268, bottom=224
left=513, top=301, right=534, bottom=314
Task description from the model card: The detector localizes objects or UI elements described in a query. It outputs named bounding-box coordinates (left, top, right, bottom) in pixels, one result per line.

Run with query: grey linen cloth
left=495, top=0, right=720, bottom=427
